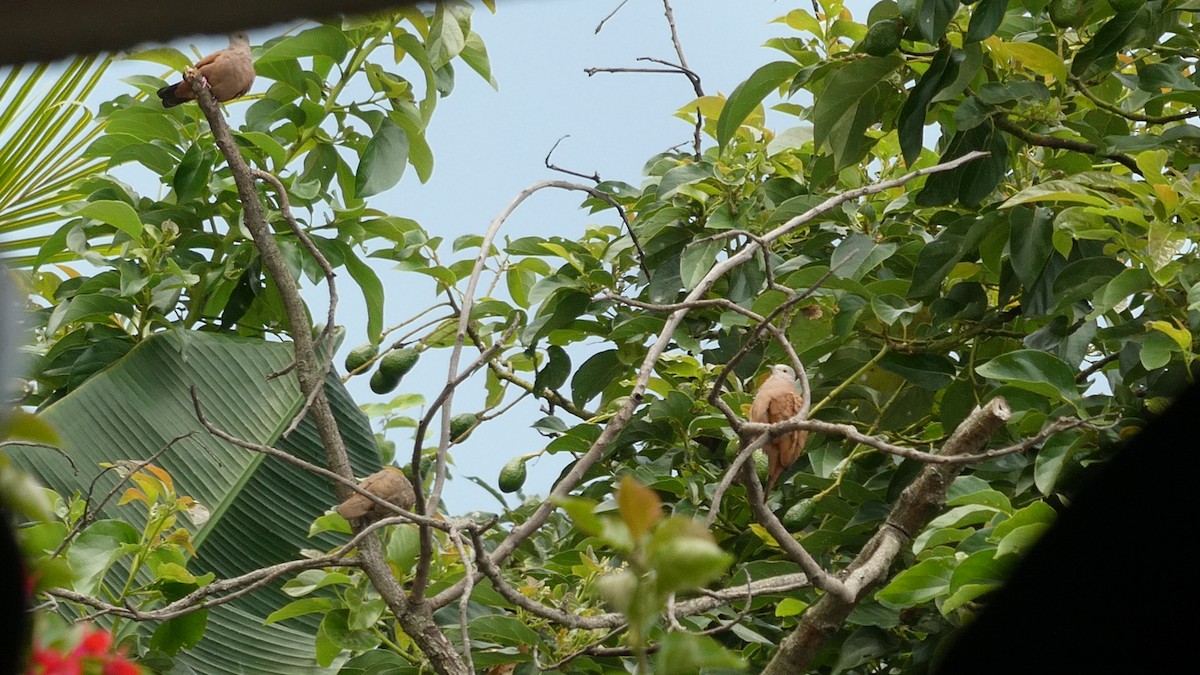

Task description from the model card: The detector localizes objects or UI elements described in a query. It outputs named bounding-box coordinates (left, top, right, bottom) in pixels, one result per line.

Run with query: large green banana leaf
left=9, top=330, right=382, bottom=672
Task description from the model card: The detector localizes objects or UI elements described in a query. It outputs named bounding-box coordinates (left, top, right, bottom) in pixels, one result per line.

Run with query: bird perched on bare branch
left=157, top=33, right=255, bottom=108
left=336, top=466, right=415, bottom=520
left=749, top=364, right=808, bottom=493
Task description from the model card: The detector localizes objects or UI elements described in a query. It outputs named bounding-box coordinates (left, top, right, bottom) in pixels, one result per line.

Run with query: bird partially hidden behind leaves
left=156, top=32, right=255, bottom=108
left=749, top=364, right=808, bottom=493
left=336, top=466, right=415, bottom=520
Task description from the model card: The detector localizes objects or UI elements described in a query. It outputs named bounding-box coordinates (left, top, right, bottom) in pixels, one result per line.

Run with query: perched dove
left=749, top=364, right=808, bottom=493
left=156, top=33, right=255, bottom=108
left=336, top=466, right=415, bottom=520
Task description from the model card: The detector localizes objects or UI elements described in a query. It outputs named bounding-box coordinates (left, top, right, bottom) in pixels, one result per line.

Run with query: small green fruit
left=1048, top=0, right=1085, bottom=27
left=449, top=413, right=478, bottom=443
left=370, top=368, right=400, bottom=394
left=379, top=347, right=420, bottom=380
left=498, top=456, right=527, bottom=493
left=344, top=343, right=378, bottom=373
left=752, top=449, right=769, bottom=485
left=862, top=19, right=903, bottom=57
left=782, top=498, right=818, bottom=530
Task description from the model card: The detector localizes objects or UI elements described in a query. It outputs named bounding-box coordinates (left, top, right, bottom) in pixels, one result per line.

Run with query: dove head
left=770, top=364, right=796, bottom=380
left=229, top=32, right=251, bottom=48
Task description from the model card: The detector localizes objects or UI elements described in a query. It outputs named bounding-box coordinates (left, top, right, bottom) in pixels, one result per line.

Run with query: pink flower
left=102, top=657, right=142, bottom=675
left=30, top=648, right=82, bottom=675
left=72, top=628, right=113, bottom=657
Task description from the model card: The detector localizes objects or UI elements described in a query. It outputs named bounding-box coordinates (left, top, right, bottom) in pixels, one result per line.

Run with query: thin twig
left=594, top=0, right=632, bottom=34
left=544, top=135, right=600, bottom=183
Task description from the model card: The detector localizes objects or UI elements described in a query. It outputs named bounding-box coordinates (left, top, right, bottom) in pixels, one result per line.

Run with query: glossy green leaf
left=812, top=55, right=902, bottom=169
left=899, top=46, right=963, bottom=165
left=879, top=352, right=956, bottom=390
left=257, top=26, right=352, bottom=65
left=876, top=557, right=954, bottom=606
left=976, top=349, right=1083, bottom=409
left=965, top=0, right=1008, bottom=42
left=916, top=0, right=959, bottom=43
left=355, top=118, right=409, bottom=198
left=335, top=241, right=385, bottom=342
left=570, top=349, right=623, bottom=408
left=73, top=200, right=144, bottom=244
left=717, top=61, right=800, bottom=149
left=680, top=238, right=723, bottom=290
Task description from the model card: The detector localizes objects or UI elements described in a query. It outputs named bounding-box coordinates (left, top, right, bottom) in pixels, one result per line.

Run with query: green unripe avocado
left=1107, top=0, right=1144, bottom=11
left=449, top=413, right=478, bottom=443
left=369, top=347, right=418, bottom=394
left=782, top=498, right=818, bottom=530
left=752, top=449, right=769, bottom=485
left=1048, top=0, right=1086, bottom=28
left=498, top=456, right=527, bottom=493
left=344, top=343, right=378, bottom=373
left=862, top=19, right=903, bottom=57
left=370, top=368, right=400, bottom=394
left=379, top=347, right=420, bottom=380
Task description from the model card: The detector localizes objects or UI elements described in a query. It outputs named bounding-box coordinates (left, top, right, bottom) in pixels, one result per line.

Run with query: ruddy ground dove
left=157, top=32, right=255, bottom=108
left=336, top=466, right=415, bottom=520
left=749, top=364, right=808, bottom=493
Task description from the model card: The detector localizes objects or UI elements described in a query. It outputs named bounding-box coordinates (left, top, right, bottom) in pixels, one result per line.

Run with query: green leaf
left=45, top=294, right=134, bottom=335
left=649, top=516, right=732, bottom=594
left=899, top=46, right=963, bottom=165
left=994, top=522, right=1050, bottom=558
left=654, top=632, right=747, bottom=674
left=335, top=242, right=385, bottom=341
left=812, top=56, right=903, bottom=169
left=553, top=495, right=602, bottom=536
left=1003, top=180, right=1113, bottom=209
left=908, top=214, right=992, bottom=299
left=916, top=0, right=959, bottom=43
left=264, top=597, right=337, bottom=625
left=384, top=524, right=421, bottom=576
left=876, top=556, right=954, bottom=606
left=976, top=349, right=1083, bottom=410
left=870, top=294, right=922, bottom=326
left=570, top=349, right=623, bottom=408
left=1071, top=7, right=1151, bottom=80
left=996, top=41, right=1067, bottom=82
left=173, top=143, right=213, bottom=203
left=832, top=232, right=897, bottom=281
left=150, top=610, right=208, bottom=655
left=428, top=2, right=467, bottom=69
left=965, top=0, right=1008, bottom=43
left=1007, top=206, right=1054, bottom=288
left=355, top=118, right=409, bottom=198
left=67, top=519, right=139, bottom=595
left=460, top=31, right=497, bottom=88
left=74, top=200, right=145, bottom=244
left=775, top=597, right=809, bottom=617
left=679, top=238, right=723, bottom=290
left=533, top=345, right=571, bottom=393
left=879, top=352, right=956, bottom=390
left=717, top=61, right=800, bottom=149
left=832, top=627, right=893, bottom=675
left=257, top=26, right=351, bottom=65
left=338, top=650, right=416, bottom=674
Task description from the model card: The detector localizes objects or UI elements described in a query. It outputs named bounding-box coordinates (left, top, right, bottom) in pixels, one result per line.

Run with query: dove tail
left=156, top=82, right=188, bottom=108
